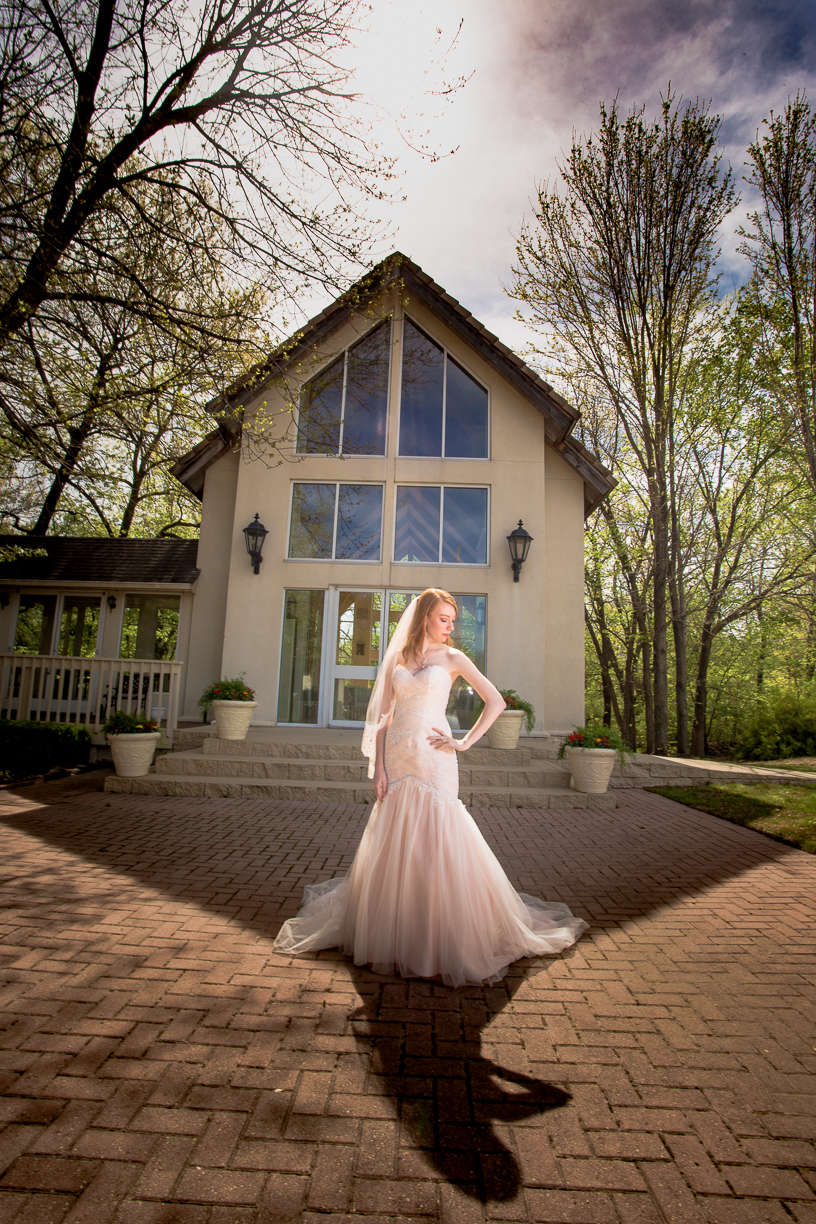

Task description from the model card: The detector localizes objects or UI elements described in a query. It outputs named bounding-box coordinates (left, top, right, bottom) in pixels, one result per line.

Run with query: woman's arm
left=371, top=664, right=394, bottom=800
left=372, top=714, right=391, bottom=800
left=429, top=651, right=505, bottom=753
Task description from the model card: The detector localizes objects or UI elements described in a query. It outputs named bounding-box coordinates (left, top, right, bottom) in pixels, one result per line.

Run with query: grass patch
left=648, top=783, right=816, bottom=855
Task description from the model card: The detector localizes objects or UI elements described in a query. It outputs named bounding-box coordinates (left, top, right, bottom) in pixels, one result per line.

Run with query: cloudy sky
left=340, top=0, right=816, bottom=355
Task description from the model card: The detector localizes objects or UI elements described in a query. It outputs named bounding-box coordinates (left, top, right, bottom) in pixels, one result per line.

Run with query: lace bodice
left=385, top=664, right=458, bottom=801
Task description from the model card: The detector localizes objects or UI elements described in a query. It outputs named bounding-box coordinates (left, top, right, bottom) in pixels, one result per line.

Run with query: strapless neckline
left=395, top=662, right=450, bottom=680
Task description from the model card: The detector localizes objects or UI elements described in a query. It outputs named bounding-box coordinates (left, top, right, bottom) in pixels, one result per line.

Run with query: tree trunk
left=31, top=416, right=95, bottom=534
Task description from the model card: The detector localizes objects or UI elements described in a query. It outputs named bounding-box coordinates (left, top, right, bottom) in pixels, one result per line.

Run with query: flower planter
left=565, top=746, right=617, bottom=794
left=211, top=700, right=257, bottom=740
left=487, top=710, right=526, bottom=751
left=107, top=731, right=162, bottom=778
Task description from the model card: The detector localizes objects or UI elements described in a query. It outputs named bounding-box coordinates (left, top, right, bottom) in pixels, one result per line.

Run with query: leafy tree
left=512, top=92, right=737, bottom=753
left=0, top=0, right=394, bottom=365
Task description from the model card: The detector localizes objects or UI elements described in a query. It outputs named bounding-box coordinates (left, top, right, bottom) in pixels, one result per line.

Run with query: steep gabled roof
left=171, top=253, right=615, bottom=516
left=0, top=537, right=200, bottom=586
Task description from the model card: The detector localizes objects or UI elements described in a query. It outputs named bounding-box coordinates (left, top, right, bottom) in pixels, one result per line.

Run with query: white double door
left=324, top=588, right=417, bottom=727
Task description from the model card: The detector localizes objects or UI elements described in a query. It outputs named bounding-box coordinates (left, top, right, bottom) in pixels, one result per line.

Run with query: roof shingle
left=0, top=537, right=200, bottom=585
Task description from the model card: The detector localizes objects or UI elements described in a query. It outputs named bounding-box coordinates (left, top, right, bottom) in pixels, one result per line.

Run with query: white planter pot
left=565, top=746, right=617, bottom=794
left=107, top=731, right=162, bottom=778
left=211, top=701, right=257, bottom=740
left=487, top=710, right=526, bottom=750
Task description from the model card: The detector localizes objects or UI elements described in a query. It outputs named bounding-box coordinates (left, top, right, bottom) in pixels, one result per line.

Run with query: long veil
left=361, top=596, right=420, bottom=779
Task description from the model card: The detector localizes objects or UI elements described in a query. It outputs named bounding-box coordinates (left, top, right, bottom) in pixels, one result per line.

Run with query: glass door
left=330, top=590, right=384, bottom=725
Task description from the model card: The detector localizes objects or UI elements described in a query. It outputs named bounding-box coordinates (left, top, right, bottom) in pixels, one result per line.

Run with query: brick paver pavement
left=0, top=773, right=813, bottom=1223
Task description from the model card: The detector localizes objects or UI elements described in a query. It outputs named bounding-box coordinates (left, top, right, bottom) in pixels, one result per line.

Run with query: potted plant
left=103, top=710, right=162, bottom=778
left=558, top=724, right=628, bottom=794
left=199, top=675, right=257, bottom=740
left=483, top=689, right=536, bottom=751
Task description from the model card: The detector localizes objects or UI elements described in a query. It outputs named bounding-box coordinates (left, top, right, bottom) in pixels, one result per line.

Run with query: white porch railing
left=0, top=655, right=183, bottom=743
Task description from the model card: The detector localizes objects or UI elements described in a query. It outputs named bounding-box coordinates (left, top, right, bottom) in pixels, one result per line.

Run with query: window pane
left=289, top=484, right=336, bottom=558
left=14, top=595, right=57, bottom=654
left=387, top=591, right=419, bottom=643
left=442, top=487, right=488, bottom=564
left=59, top=597, right=100, bottom=657
left=120, top=595, right=180, bottom=660
left=445, top=358, right=488, bottom=458
left=278, top=590, right=324, bottom=723
left=394, top=486, right=441, bottom=563
left=335, top=591, right=382, bottom=666
left=343, top=322, right=390, bottom=455
left=399, top=320, right=443, bottom=456
left=447, top=595, right=487, bottom=730
left=335, top=485, right=383, bottom=560
left=297, top=356, right=343, bottom=453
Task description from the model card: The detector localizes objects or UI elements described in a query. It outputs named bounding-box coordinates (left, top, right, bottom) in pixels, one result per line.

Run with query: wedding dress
left=273, top=662, right=588, bottom=987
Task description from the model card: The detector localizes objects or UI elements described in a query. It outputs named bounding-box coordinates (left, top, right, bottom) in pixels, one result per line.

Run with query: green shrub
left=0, top=720, right=91, bottom=782
left=737, top=692, right=816, bottom=761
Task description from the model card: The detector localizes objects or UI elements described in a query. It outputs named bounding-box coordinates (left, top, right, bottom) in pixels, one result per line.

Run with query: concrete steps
left=104, top=726, right=613, bottom=807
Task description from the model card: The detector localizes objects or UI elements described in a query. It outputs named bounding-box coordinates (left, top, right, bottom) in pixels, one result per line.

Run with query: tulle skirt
left=273, top=777, right=588, bottom=987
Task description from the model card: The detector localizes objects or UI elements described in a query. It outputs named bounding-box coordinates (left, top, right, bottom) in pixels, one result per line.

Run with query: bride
left=273, top=588, right=587, bottom=986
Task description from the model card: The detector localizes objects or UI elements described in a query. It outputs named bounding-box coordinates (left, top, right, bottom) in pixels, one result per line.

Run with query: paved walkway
left=0, top=773, right=814, bottom=1223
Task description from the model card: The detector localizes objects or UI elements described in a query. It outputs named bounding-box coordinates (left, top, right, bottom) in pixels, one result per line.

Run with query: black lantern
left=106, top=594, right=117, bottom=612
left=243, top=514, right=268, bottom=574
left=507, top=520, right=533, bottom=582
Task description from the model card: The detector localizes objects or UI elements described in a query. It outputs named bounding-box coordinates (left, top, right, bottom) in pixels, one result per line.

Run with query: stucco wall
left=201, top=288, right=587, bottom=734
left=182, top=448, right=240, bottom=719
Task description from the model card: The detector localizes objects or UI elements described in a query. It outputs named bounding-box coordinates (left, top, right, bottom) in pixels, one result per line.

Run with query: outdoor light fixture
left=0, top=590, right=8, bottom=609
left=243, top=514, right=268, bottom=574
left=507, top=520, right=533, bottom=582
left=107, top=594, right=117, bottom=612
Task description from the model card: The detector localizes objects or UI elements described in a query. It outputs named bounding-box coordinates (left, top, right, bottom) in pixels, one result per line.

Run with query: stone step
left=196, top=738, right=561, bottom=766
left=154, top=750, right=571, bottom=787
left=104, top=772, right=613, bottom=808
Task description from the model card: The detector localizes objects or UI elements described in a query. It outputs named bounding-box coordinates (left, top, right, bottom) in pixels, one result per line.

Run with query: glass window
left=289, top=483, right=335, bottom=559
left=399, top=320, right=444, bottom=457
left=447, top=594, right=487, bottom=730
left=297, top=321, right=390, bottom=456
left=393, top=486, right=440, bottom=563
left=442, top=487, right=488, bottom=565
left=288, top=483, right=383, bottom=561
left=394, top=486, right=488, bottom=565
left=120, top=595, right=181, bottom=660
left=14, top=595, right=57, bottom=654
left=335, top=485, right=383, bottom=561
left=445, top=357, right=489, bottom=458
left=399, top=319, right=488, bottom=458
left=278, top=590, right=324, bottom=723
left=297, top=358, right=343, bottom=454
left=59, top=596, right=100, bottom=657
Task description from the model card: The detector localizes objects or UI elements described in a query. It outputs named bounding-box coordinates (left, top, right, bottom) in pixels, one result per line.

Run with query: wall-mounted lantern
left=0, top=590, right=9, bottom=609
left=243, top=514, right=268, bottom=574
left=107, top=594, right=117, bottom=612
left=507, top=520, right=533, bottom=583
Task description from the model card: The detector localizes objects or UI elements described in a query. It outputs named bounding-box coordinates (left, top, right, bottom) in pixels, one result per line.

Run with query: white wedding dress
left=273, top=664, right=588, bottom=987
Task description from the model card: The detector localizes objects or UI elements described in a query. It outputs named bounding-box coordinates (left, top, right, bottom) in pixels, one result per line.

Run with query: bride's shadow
left=345, top=961, right=570, bottom=1203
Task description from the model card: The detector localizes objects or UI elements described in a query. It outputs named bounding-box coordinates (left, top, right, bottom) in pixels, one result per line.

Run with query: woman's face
left=425, top=601, right=456, bottom=644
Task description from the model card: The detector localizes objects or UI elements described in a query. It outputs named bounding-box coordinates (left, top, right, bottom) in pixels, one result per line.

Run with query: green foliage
left=558, top=724, right=628, bottom=767
left=0, top=721, right=91, bottom=781
left=498, top=690, right=536, bottom=735
left=736, top=693, right=816, bottom=761
left=473, top=688, right=535, bottom=734
left=102, top=711, right=159, bottom=735
left=198, top=675, right=256, bottom=713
